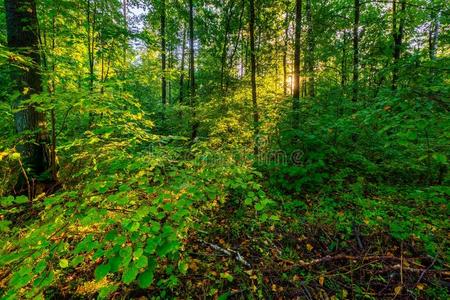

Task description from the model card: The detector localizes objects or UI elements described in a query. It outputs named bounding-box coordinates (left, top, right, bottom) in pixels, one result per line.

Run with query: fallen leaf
left=416, top=283, right=425, bottom=290
left=319, top=275, right=325, bottom=286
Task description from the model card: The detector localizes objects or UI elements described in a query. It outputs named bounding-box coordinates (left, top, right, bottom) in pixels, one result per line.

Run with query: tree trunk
left=189, top=0, right=198, bottom=140
left=392, top=0, right=406, bottom=91
left=226, top=0, right=244, bottom=90
left=428, top=1, right=440, bottom=60
left=283, top=11, right=289, bottom=96
left=179, top=25, right=186, bottom=103
left=293, top=0, right=302, bottom=128
left=5, top=0, right=52, bottom=190
left=249, top=0, right=259, bottom=155
left=341, top=31, right=348, bottom=90
left=305, top=0, right=314, bottom=97
left=352, top=0, right=360, bottom=102
left=161, top=0, right=167, bottom=106
left=86, top=0, right=96, bottom=92
left=168, top=42, right=173, bottom=104
left=123, top=0, right=127, bottom=65
left=220, top=1, right=235, bottom=91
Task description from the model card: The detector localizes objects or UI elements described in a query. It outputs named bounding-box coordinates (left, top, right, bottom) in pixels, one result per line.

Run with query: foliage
left=0, top=0, right=449, bottom=298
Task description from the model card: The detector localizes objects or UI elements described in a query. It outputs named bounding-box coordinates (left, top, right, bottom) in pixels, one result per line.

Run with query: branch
left=201, top=240, right=251, bottom=267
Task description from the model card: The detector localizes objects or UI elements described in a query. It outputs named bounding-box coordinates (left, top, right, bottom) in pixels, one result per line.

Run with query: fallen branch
left=201, top=240, right=251, bottom=267
left=289, top=254, right=407, bottom=267
left=377, top=264, right=450, bottom=276
left=417, top=255, right=438, bottom=284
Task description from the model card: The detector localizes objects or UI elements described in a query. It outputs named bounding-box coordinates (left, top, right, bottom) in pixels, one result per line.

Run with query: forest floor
left=1, top=137, right=449, bottom=300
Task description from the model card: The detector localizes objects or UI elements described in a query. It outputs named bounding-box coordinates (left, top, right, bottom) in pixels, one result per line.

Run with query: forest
left=0, top=0, right=449, bottom=298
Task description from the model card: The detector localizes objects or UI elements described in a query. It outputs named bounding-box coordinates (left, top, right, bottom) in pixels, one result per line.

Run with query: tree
left=292, top=0, right=301, bottom=127
left=179, top=25, right=187, bottom=103
left=305, top=0, right=314, bottom=97
left=161, top=0, right=167, bottom=106
left=282, top=9, right=289, bottom=96
left=189, top=0, right=198, bottom=140
left=5, top=0, right=52, bottom=193
left=249, top=0, right=259, bottom=155
left=352, top=0, right=360, bottom=102
left=392, top=0, right=406, bottom=90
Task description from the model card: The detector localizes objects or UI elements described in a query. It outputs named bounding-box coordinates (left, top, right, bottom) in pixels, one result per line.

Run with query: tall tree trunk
left=293, top=0, right=302, bottom=128
left=168, top=42, right=173, bottom=104
left=161, top=0, right=167, bottom=106
left=283, top=11, right=289, bottom=96
left=123, top=0, right=127, bottom=65
left=305, top=0, right=314, bottom=97
left=189, top=0, right=198, bottom=140
left=392, top=0, right=406, bottom=91
left=5, top=0, right=52, bottom=192
left=179, top=25, right=186, bottom=103
left=220, top=1, right=235, bottom=91
left=226, top=0, right=244, bottom=91
left=352, top=0, right=360, bottom=102
left=428, top=1, right=440, bottom=60
left=86, top=0, right=96, bottom=92
left=341, top=31, right=348, bottom=90
left=249, top=0, right=259, bottom=155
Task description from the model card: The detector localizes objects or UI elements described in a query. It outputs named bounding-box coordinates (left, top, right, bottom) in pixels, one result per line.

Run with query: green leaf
left=34, top=261, right=47, bottom=274
left=178, top=260, right=188, bottom=274
left=109, top=255, right=122, bottom=272
left=11, top=152, right=21, bottom=160
left=10, top=272, right=32, bottom=289
left=122, top=265, right=139, bottom=284
left=59, top=259, right=69, bottom=269
left=255, top=202, right=265, bottom=211
left=433, top=153, right=447, bottom=164
left=135, top=256, right=148, bottom=269
left=137, top=269, right=154, bottom=288
left=71, top=256, right=84, bottom=267
left=145, top=238, right=160, bottom=254
left=95, top=263, right=111, bottom=281
left=14, top=195, right=29, bottom=204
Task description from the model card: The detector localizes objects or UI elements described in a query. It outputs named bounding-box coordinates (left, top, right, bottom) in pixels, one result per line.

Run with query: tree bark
left=161, top=0, right=167, bottom=106
left=179, top=25, right=186, bottom=103
left=5, top=0, right=52, bottom=187
left=283, top=11, right=289, bottom=96
left=293, top=0, right=302, bottom=127
left=341, top=31, right=348, bottom=90
left=249, top=0, right=259, bottom=155
left=189, top=0, right=198, bottom=140
left=305, top=0, right=314, bottom=97
left=220, top=0, right=235, bottom=91
left=123, top=0, right=127, bottom=65
left=86, top=0, right=96, bottom=92
left=392, top=0, right=406, bottom=91
left=428, top=1, right=440, bottom=60
left=352, top=0, right=360, bottom=102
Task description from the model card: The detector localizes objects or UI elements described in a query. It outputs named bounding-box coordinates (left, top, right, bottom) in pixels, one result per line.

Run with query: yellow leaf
left=271, top=284, right=277, bottom=292
left=319, top=275, right=325, bottom=286
left=293, top=274, right=301, bottom=281
left=306, top=243, right=314, bottom=252
left=416, top=283, right=425, bottom=290
left=394, top=285, right=403, bottom=295
left=0, top=152, right=8, bottom=161
left=342, top=289, right=348, bottom=299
